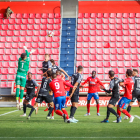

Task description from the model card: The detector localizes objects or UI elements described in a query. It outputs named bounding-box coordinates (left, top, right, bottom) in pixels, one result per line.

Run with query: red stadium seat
left=36, top=75, right=42, bottom=80
left=78, top=19, right=83, bottom=24
left=76, top=62, right=83, bottom=67
left=38, top=55, right=44, bottom=61
left=8, top=75, right=15, bottom=81
left=77, top=49, right=83, bottom=54
left=90, top=55, right=96, bottom=61
left=90, top=13, right=96, bottom=18
left=83, top=62, right=90, bottom=67
left=34, top=25, right=40, bottom=30
left=104, top=13, right=109, bottom=18
left=78, top=13, right=84, bottom=18
left=30, top=62, right=37, bottom=68
left=124, top=42, right=130, bottom=48
left=105, top=68, right=111, bottom=74
left=103, top=19, right=109, bottom=24
left=35, top=19, right=41, bottom=24
left=55, top=13, right=61, bottom=18
left=10, top=56, right=17, bottom=61
left=33, top=37, right=39, bottom=42
left=110, top=55, right=117, bottom=61
left=96, top=55, right=103, bottom=61
left=132, top=49, right=138, bottom=54
left=81, top=24, right=90, bottom=30
left=125, top=62, right=131, bottom=67
left=97, top=68, right=104, bottom=74
left=90, top=62, right=96, bottom=67
left=53, top=55, right=59, bottom=61
left=31, top=56, right=38, bottom=61
left=132, top=62, right=139, bottom=67
left=83, top=68, right=90, bottom=74
left=77, top=43, right=83, bottom=48
left=1, top=31, right=7, bottom=36
left=21, top=25, right=27, bottom=30
left=118, top=49, right=124, bottom=55
left=9, top=62, right=17, bottom=68
left=2, top=62, right=9, bottom=68
left=111, top=49, right=117, bottom=54
left=48, top=13, right=54, bottom=18
left=117, top=13, right=122, bottom=18
left=97, top=62, right=103, bottom=67
left=84, top=13, right=90, bottom=18
left=29, top=13, right=35, bottom=19
left=104, top=62, right=110, bottom=67
left=117, top=55, right=124, bottom=61
left=90, top=49, right=96, bottom=54
left=41, top=19, right=47, bottom=24
left=52, top=49, right=59, bottom=55
left=118, top=62, right=125, bottom=67
left=42, top=13, right=48, bottom=19
left=83, top=55, right=90, bottom=61
left=28, top=25, right=34, bottom=30
left=112, top=68, right=118, bottom=74
left=119, top=68, right=125, bottom=74
left=76, top=55, right=82, bottom=61
left=104, top=55, right=110, bottom=61
left=124, top=55, right=131, bottom=61
left=9, top=69, right=16, bottom=74
left=23, top=13, right=29, bottom=19
left=77, top=30, right=83, bottom=36
left=123, top=13, right=129, bottom=18
left=131, top=55, right=138, bottom=61
left=36, top=13, right=41, bottom=19
left=129, top=13, right=135, bottom=18
left=22, top=19, right=28, bottom=24
left=1, top=75, right=7, bottom=81
left=111, top=61, right=117, bottom=67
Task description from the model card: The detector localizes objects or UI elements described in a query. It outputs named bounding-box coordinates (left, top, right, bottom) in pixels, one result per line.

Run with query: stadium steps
left=60, top=18, right=76, bottom=76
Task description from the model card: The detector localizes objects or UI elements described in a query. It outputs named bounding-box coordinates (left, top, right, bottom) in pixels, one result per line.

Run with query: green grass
left=0, top=106, right=140, bottom=140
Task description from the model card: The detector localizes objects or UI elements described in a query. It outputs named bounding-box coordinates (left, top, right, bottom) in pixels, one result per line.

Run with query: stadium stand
left=0, top=13, right=61, bottom=87
left=60, top=18, right=76, bottom=76
left=77, top=13, right=140, bottom=80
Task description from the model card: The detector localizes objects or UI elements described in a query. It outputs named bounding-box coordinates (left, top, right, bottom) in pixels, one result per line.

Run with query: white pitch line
left=134, top=115, right=140, bottom=119
left=0, top=110, right=18, bottom=116
left=0, top=137, right=140, bottom=139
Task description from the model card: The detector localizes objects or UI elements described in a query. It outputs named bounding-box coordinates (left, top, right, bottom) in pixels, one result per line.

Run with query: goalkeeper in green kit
left=15, top=46, right=35, bottom=110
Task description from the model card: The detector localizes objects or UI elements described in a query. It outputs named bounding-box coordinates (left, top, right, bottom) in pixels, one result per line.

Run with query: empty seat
left=125, top=62, right=131, bottom=67
left=118, top=62, right=125, bottom=67
left=42, top=13, right=48, bottom=18
left=90, top=62, right=96, bottom=67
left=83, top=55, right=90, bottom=61
left=29, top=13, right=35, bottom=19
left=119, top=68, right=125, bottom=74
left=83, top=68, right=90, bottom=74
left=97, top=62, right=103, bottom=67
left=38, top=55, right=44, bottom=61
left=91, top=13, right=96, bottom=18
left=9, top=62, right=17, bottom=68
left=23, top=13, right=29, bottom=18
left=84, top=13, right=90, bottom=18
left=96, top=55, right=103, bottom=61
left=55, top=13, right=61, bottom=18
left=31, top=56, right=38, bottom=61
left=9, top=69, right=16, bottom=74
left=83, top=62, right=90, bottom=67
left=30, top=62, right=37, bottom=68
left=97, top=68, right=104, bottom=74
left=117, top=55, right=124, bottom=61
left=84, top=31, right=91, bottom=36
left=8, top=75, right=15, bottom=80
left=52, top=55, right=59, bottom=61
left=132, top=62, right=139, bottom=67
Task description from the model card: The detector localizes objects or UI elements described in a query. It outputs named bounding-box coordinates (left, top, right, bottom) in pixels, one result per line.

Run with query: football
left=48, top=31, right=54, bottom=37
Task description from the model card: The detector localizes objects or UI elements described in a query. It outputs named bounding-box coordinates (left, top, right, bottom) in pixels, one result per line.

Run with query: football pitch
left=0, top=106, right=140, bottom=140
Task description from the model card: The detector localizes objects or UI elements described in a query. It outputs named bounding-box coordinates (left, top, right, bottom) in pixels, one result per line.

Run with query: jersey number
left=22, top=63, right=24, bottom=68
left=43, top=82, right=47, bottom=89
left=55, top=82, right=60, bottom=89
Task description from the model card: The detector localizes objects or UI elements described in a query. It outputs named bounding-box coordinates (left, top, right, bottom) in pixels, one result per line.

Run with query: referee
left=69, top=65, right=83, bottom=123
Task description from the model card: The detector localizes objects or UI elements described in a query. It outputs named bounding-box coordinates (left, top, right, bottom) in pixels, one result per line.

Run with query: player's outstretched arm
left=61, top=68, right=70, bottom=80
left=63, top=81, right=73, bottom=88
left=81, top=78, right=88, bottom=86
left=23, top=46, right=36, bottom=57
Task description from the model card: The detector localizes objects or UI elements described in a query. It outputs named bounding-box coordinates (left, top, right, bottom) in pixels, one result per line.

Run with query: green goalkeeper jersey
left=17, top=50, right=30, bottom=75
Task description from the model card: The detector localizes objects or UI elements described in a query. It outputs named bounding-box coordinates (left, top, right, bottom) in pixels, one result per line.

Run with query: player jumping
left=27, top=71, right=54, bottom=119
left=116, top=69, right=134, bottom=123
left=81, top=70, right=104, bottom=116
left=15, top=46, right=35, bottom=110
left=20, top=72, right=40, bottom=117
left=49, top=73, right=74, bottom=123
left=100, top=70, right=123, bottom=123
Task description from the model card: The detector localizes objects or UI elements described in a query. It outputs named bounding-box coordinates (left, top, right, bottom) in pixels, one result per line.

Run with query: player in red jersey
left=49, top=73, right=74, bottom=123
left=115, top=69, right=135, bottom=123
left=44, top=70, right=64, bottom=112
left=81, top=70, right=104, bottom=116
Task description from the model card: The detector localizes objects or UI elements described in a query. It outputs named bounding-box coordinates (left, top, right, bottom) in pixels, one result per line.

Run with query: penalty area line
left=0, top=110, right=18, bottom=117
left=0, top=137, right=140, bottom=139
left=134, top=115, right=140, bottom=119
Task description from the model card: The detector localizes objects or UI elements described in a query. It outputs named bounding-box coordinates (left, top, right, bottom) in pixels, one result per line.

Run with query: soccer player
left=69, top=65, right=83, bottom=123
left=81, top=70, right=104, bottom=116
left=27, top=70, right=54, bottom=119
left=39, top=54, right=52, bottom=76
left=124, top=69, right=139, bottom=120
left=100, top=70, right=123, bottom=123
left=49, top=73, right=74, bottom=123
left=15, top=46, right=35, bottom=109
left=20, top=72, right=40, bottom=116
left=50, top=59, right=70, bottom=80
left=116, top=69, right=134, bottom=123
